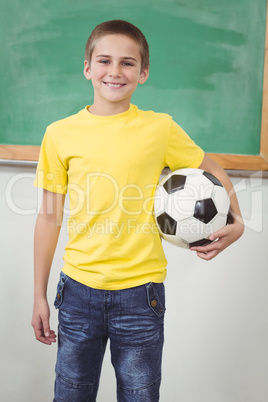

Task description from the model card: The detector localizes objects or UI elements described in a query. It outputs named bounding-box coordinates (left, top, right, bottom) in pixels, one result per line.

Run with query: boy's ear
left=83, top=60, right=92, bottom=81
left=139, top=67, right=149, bottom=85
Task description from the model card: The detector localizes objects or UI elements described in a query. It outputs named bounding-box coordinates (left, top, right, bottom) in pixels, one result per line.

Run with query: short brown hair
left=85, top=20, right=150, bottom=71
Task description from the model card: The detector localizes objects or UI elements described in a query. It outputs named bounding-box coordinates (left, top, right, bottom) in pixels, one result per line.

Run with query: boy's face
left=84, top=34, right=149, bottom=115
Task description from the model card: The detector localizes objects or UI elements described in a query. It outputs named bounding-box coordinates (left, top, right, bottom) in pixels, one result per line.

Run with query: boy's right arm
left=31, top=189, right=66, bottom=345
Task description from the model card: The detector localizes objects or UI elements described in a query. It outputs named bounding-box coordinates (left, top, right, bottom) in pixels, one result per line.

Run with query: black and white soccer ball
left=154, top=168, right=230, bottom=248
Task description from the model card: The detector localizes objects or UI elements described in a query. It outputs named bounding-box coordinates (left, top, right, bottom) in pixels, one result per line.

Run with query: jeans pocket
left=54, top=272, right=69, bottom=309
left=146, top=282, right=166, bottom=317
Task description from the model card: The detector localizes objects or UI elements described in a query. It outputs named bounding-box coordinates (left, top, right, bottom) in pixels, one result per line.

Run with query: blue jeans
left=53, top=272, right=165, bottom=402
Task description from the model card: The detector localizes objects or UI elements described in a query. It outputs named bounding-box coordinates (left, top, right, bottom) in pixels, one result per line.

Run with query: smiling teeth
left=106, top=83, right=123, bottom=88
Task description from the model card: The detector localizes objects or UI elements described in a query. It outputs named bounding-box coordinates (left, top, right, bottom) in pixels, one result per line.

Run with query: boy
left=32, top=20, right=244, bottom=401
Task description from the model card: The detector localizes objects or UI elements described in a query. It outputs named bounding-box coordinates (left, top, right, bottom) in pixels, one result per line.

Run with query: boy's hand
left=190, top=219, right=244, bottom=261
left=194, top=154, right=244, bottom=260
left=32, top=298, right=56, bottom=345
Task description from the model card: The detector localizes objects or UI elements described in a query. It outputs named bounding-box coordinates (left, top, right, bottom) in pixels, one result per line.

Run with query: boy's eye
left=97, top=60, right=134, bottom=67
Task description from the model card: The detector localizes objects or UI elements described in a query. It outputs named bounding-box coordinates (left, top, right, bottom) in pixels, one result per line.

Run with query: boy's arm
left=190, top=154, right=244, bottom=260
left=31, top=189, right=66, bottom=345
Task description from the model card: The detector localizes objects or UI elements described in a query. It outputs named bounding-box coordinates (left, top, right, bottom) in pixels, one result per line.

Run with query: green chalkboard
left=0, top=0, right=266, bottom=155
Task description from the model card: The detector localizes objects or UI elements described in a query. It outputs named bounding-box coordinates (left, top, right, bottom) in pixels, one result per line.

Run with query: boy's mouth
left=104, top=82, right=126, bottom=89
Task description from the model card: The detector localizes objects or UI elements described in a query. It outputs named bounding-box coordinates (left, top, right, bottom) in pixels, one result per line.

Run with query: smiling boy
left=32, top=20, right=244, bottom=401
left=84, top=33, right=149, bottom=115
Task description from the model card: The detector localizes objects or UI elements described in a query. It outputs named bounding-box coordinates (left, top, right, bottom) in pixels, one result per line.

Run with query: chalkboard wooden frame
left=0, top=3, right=268, bottom=171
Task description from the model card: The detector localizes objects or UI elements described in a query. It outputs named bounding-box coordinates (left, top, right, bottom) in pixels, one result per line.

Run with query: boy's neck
left=88, top=101, right=131, bottom=116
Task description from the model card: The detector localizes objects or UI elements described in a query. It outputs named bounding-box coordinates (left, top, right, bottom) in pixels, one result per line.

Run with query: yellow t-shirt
left=34, top=104, right=204, bottom=290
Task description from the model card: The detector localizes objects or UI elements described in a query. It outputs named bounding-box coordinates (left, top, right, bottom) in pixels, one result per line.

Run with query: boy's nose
left=108, top=65, right=121, bottom=78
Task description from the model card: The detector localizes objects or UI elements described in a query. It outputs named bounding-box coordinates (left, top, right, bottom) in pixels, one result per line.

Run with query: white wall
left=1, top=162, right=267, bottom=402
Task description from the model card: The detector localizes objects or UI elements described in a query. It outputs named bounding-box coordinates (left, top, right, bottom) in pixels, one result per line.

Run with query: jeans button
left=151, top=300, right=157, bottom=307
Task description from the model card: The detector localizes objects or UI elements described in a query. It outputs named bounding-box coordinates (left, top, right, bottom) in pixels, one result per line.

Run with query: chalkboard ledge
left=0, top=145, right=40, bottom=161
left=0, top=145, right=267, bottom=171
left=207, top=153, right=268, bottom=171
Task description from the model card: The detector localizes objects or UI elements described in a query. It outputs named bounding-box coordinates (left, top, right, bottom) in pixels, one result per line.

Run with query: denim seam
left=55, top=370, right=94, bottom=389
left=60, top=271, right=70, bottom=284
left=146, top=283, right=166, bottom=318
left=117, top=377, right=161, bottom=392
left=54, top=272, right=70, bottom=309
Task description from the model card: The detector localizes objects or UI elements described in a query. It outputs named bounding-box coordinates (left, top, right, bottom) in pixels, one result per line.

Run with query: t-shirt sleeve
left=34, top=128, right=68, bottom=194
left=164, top=120, right=204, bottom=171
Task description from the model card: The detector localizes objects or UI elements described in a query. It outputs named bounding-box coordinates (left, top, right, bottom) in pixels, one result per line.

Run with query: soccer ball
left=154, top=168, right=230, bottom=248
